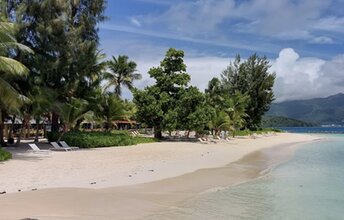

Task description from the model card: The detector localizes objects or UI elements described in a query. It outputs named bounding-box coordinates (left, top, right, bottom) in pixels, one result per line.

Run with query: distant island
left=267, top=93, right=344, bottom=126
left=261, top=116, right=317, bottom=127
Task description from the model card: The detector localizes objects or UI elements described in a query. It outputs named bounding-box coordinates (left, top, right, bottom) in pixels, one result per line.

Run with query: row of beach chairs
left=28, top=141, right=79, bottom=153
left=198, top=136, right=232, bottom=144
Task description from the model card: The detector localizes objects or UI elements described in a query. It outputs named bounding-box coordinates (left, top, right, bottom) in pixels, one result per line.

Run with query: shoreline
left=0, top=133, right=322, bottom=220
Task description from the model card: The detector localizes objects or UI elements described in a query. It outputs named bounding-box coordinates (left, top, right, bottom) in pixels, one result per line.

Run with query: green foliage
left=105, top=55, right=141, bottom=96
left=223, top=92, right=249, bottom=137
left=47, top=131, right=158, bottom=148
left=6, top=0, right=107, bottom=132
left=52, top=131, right=135, bottom=148
left=98, top=93, right=127, bottom=130
left=134, top=48, right=214, bottom=138
left=261, top=116, right=317, bottom=127
left=47, top=131, right=60, bottom=142
left=221, top=54, right=276, bottom=129
left=205, top=77, right=225, bottom=108
left=0, top=17, right=32, bottom=145
left=133, top=136, right=159, bottom=144
left=133, top=48, right=192, bottom=138
left=235, top=128, right=281, bottom=136
left=0, top=147, right=12, bottom=161
left=58, top=98, right=90, bottom=128
left=0, top=18, right=30, bottom=103
left=209, top=110, right=232, bottom=134
left=176, top=86, right=214, bottom=134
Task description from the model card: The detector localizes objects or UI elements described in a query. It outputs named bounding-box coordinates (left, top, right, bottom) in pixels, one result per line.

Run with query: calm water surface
left=147, top=134, right=344, bottom=220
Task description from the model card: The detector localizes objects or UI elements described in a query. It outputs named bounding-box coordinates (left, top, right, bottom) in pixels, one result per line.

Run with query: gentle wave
left=147, top=135, right=344, bottom=220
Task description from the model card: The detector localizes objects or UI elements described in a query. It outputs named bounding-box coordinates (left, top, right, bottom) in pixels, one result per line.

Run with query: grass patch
left=133, top=136, right=159, bottom=144
left=48, top=131, right=159, bottom=148
left=234, top=128, right=281, bottom=136
left=0, top=148, right=12, bottom=161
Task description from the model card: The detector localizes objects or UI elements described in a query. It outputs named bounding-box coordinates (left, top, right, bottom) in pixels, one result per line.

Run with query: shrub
left=47, top=131, right=60, bottom=142
left=62, top=131, right=136, bottom=148
left=47, top=131, right=159, bottom=148
left=133, top=136, right=159, bottom=144
left=234, top=128, right=281, bottom=136
left=0, top=148, right=12, bottom=161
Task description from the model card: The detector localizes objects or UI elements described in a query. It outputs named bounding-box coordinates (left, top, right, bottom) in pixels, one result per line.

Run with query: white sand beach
left=0, top=133, right=321, bottom=220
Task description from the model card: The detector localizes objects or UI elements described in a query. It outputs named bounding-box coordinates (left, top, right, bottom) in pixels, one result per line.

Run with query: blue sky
left=99, top=0, right=344, bottom=101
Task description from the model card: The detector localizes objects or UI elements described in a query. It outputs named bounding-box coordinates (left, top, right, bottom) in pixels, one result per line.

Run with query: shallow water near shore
left=146, top=134, right=344, bottom=220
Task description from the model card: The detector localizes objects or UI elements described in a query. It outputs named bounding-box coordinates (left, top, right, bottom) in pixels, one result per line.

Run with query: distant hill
left=261, top=116, right=317, bottom=127
left=267, top=93, right=344, bottom=125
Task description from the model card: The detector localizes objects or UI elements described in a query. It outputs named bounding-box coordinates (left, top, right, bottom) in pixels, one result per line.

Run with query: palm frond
left=0, top=78, right=23, bottom=111
left=0, top=56, right=29, bottom=76
left=0, top=42, right=33, bottom=54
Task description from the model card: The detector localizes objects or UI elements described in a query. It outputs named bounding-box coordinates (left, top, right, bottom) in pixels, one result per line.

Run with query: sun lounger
left=59, top=141, right=79, bottom=150
left=50, top=142, right=73, bottom=151
left=198, top=138, right=209, bottom=144
left=209, top=138, right=217, bottom=143
left=28, top=144, right=51, bottom=154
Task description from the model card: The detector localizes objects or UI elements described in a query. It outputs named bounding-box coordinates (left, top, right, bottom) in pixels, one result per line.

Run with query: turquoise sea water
left=147, top=134, right=344, bottom=220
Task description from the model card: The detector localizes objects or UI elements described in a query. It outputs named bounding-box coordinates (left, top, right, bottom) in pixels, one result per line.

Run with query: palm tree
left=57, top=98, right=92, bottom=141
left=99, top=93, right=127, bottom=131
left=209, top=110, right=231, bottom=136
left=104, top=55, right=141, bottom=96
left=0, top=19, right=32, bottom=146
left=224, top=92, right=249, bottom=137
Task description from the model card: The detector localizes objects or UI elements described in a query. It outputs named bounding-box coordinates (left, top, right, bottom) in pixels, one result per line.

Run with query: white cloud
left=185, top=57, right=230, bottom=91
left=155, top=0, right=235, bottom=35
left=138, top=0, right=341, bottom=42
left=100, top=23, right=271, bottom=52
left=313, top=16, right=344, bottom=33
left=130, top=18, right=142, bottom=27
left=271, top=48, right=344, bottom=102
left=309, top=36, right=334, bottom=44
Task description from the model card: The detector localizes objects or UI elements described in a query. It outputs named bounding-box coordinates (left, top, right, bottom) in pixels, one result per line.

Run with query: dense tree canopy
left=6, top=0, right=107, bottom=132
left=0, top=17, right=31, bottom=146
left=221, top=54, right=275, bottom=129
left=134, top=48, right=212, bottom=138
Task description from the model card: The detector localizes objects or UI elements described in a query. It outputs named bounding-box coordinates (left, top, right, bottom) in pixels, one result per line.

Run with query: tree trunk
left=51, top=112, right=59, bottom=132
left=26, top=120, right=31, bottom=139
left=7, top=115, right=16, bottom=140
left=0, top=110, right=5, bottom=147
left=16, top=115, right=29, bottom=145
left=57, top=124, right=68, bottom=142
left=154, top=128, right=162, bottom=139
left=34, top=118, right=40, bottom=142
left=74, top=118, right=83, bottom=131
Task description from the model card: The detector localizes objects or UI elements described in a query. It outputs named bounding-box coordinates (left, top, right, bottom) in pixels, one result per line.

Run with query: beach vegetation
left=97, top=93, right=127, bottom=131
left=0, top=147, right=12, bottom=161
left=4, top=0, right=107, bottom=135
left=104, top=55, right=142, bottom=97
left=0, top=17, right=32, bottom=146
left=221, top=55, right=276, bottom=129
left=206, top=81, right=250, bottom=137
left=235, top=128, right=281, bottom=136
left=176, top=86, right=214, bottom=136
left=133, top=48, right=190, bottom=139
left=47, top=131, right=157, bottom=148
left=133, top=48, right=213, bottom=139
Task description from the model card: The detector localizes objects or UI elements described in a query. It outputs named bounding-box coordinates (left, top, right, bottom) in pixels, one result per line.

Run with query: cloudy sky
left=99, top=0, right=344, bottom=102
